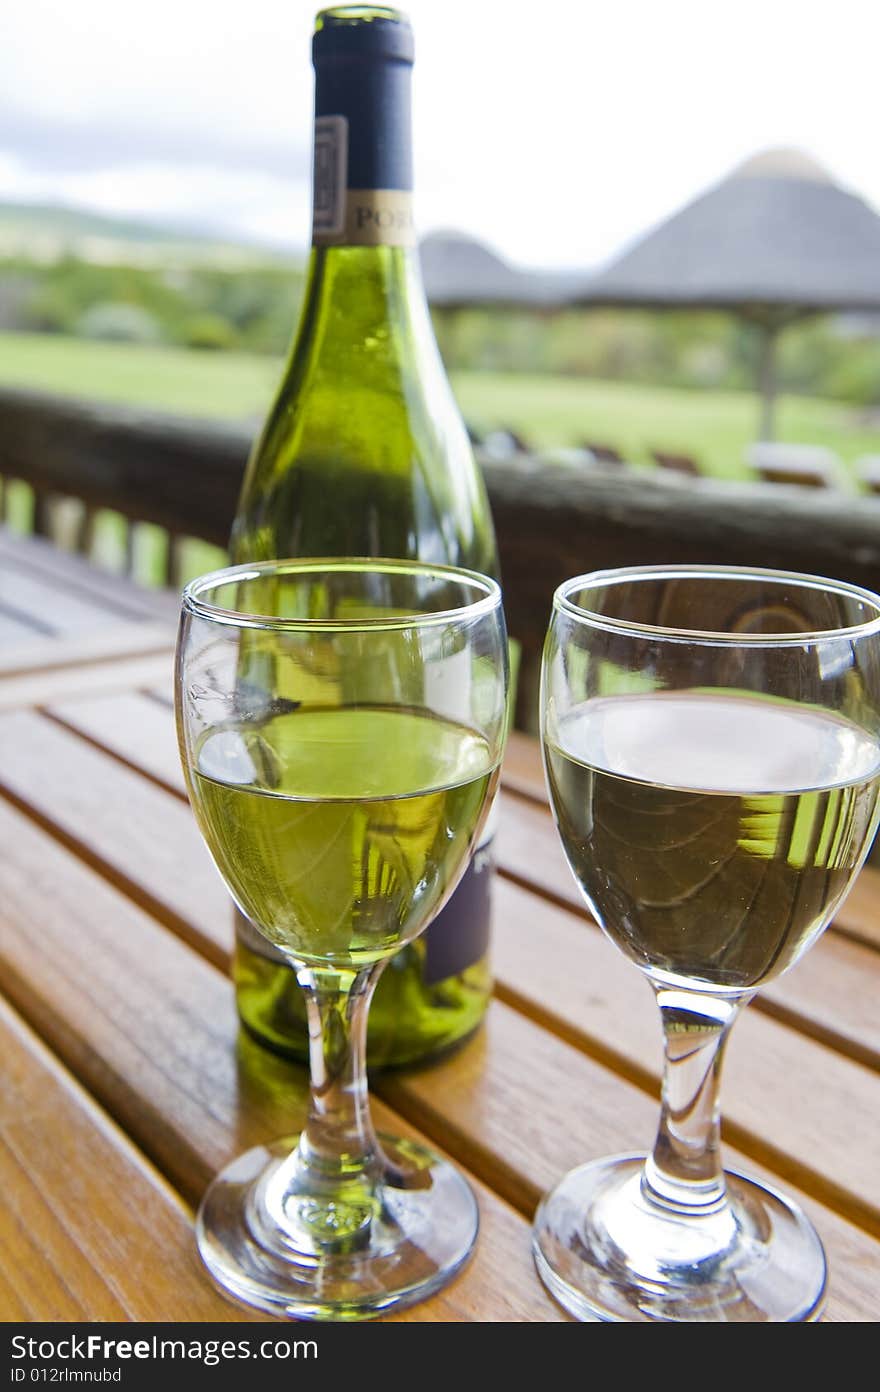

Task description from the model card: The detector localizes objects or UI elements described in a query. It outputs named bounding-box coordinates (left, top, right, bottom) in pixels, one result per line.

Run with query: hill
left=0, top=200, right=297, bottom=269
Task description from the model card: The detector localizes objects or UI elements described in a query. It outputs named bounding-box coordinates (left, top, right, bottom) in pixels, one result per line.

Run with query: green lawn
left=0, top=331, right=878, bottom=482
left=0, top=332, right=281, bottom=421
left=452, top=373, right=880, bottom=482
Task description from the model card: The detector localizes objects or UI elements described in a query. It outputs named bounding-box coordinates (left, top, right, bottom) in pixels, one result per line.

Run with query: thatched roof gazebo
left=575, top=149, right=880, bottom=438
left=419, top=231, right=581, bottom=309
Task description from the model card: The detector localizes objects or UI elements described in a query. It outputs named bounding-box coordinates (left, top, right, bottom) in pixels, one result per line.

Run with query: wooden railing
left=4, top=384, right=880, bottom=730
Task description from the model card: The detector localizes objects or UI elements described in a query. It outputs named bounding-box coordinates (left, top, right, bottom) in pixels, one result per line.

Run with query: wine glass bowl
left=534, top=565, right=880, bottom=1322
left=176, top=558, right=508, bottom=1319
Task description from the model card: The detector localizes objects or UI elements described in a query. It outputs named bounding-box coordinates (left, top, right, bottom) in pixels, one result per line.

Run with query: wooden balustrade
left=4, top=385, right=880, bottom=730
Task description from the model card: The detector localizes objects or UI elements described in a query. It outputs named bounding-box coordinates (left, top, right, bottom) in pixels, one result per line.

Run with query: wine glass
left=175, top=558, right=508, bottom=1320
left=534, top=564, right=880, bottom=1322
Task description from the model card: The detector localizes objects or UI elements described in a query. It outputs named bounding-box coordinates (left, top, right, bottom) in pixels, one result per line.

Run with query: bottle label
left=424, top=794, right=498, bottom=985
left=312, top=115, right=348, bottom=240
left=312, top=115, right=415, bottom=248
left=424, top=831, right=494, bottom=985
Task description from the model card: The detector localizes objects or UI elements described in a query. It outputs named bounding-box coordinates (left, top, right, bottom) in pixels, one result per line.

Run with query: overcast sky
left=1, top=0, right=878, bottom=269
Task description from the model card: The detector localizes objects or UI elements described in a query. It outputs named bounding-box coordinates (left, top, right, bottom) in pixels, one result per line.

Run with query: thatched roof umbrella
left=574, top=149, right=880, bottom=439
left=419, top=230, right=580, bottom=308
left=419, top=232, right=586, bottom=450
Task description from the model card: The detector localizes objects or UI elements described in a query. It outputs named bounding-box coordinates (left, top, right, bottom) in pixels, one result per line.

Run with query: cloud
left=0, top=151, right=312, bottom=248
left=0, top=102, right=309, bottom=180
left=1, top=0, right=879, bottom=268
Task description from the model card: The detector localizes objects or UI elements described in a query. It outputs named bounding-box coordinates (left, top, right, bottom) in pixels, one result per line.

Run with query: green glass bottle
left=228, top=5, right=500, bottom=1069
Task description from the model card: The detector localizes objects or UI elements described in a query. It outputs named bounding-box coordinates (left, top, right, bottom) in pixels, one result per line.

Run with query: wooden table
left=1, top=528, right=879, bottom=1324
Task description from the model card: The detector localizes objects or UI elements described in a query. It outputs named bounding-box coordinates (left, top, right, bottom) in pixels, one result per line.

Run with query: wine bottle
left=228, top=4, right=500, bottom=1068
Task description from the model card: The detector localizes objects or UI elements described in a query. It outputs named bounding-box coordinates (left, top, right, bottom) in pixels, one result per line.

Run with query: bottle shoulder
left=231, top=247, right=498, bottom=576
left=232, top=416, right=497, bottom=574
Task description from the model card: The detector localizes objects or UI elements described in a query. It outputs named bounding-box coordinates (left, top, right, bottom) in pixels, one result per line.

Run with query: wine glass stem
left=642, top=986, right=747, bottom=1216
left=295, top=962, right=384, bottom=1186
left=250, top=961, right=390, bottom=1256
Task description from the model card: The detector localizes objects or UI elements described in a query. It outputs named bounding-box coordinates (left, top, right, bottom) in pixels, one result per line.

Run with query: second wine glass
left=535, top=564, right=880, bottom=1322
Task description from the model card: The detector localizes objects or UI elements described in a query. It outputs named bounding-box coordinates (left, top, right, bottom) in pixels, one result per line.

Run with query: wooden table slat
left=0, top=791, right=873, bottom=1319
left=0, top=652, right=176, bottom=712
left=0, top=797, right=564, bottom=1323
left=499, top=729, right=550, bottom=804
left=0, top=608, right=42, bottom=644
left=28, top=690, right=880, bottom=1074
left=48, top=689, right=186, bottom=794
left=0, top=707, right=230, bottom=967
left=0, top=561, right=146, bottom=638
left=0, top=529, right=180, bottom=623
left=492, top=872, right=880, bottom=1076
left=2, top=701, right=879, bottom=1236
left=0, top=623, right=173, bottom=679
left=486, top=880, right=880, bottom=1232
left=380, top=1004, right=880, bottom=1322
left=0, top=994, right=264, bottom=1322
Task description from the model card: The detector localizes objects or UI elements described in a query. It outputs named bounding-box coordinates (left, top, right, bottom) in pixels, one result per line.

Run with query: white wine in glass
left=191, top=707, right=496, bottom=968
left=545, top=691, right=880, bottom=992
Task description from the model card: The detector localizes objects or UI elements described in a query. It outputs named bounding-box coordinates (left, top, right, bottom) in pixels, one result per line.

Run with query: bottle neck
left=311, top=41, right=414, bottom=250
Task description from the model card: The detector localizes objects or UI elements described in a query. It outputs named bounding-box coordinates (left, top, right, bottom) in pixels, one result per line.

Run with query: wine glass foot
left=532, top=1153, right=827, bottom=1322
left=196, top=1132, right=479, bottom=1321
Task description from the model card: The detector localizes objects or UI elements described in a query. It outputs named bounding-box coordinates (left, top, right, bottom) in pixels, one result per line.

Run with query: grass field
left=1, top=331, right=878, bottom=483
